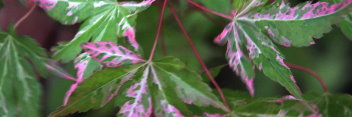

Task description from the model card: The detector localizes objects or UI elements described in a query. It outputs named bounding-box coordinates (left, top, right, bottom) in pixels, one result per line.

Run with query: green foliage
left=41, top=0, right=150, bottom=62
left=304, top=93, right=352, bottom=117
left=49, top=57, right=226, bottom=117
left=1, top=0, right=352, bottom=117
left=243, top=0, right=352, bottom=46
left=0, top=28, right=48, bottom=117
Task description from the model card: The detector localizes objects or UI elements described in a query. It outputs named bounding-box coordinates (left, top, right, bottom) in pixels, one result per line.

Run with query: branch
left=148, top=0, right=168, bottom=61
left=168, top=4, right=231, bottom=112
left=14, top=3, right=37, bottom=30
left=184, top=0, right=233, bottom=20
left=285, top=62, right=329, bottom=93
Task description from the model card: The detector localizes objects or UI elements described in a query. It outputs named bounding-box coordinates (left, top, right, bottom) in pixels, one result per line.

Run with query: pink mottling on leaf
left=279, top=0, right=286, bottom=9
left=124, top=28, right=139, bottom=50
left=105, top=72, right=136, bottom=104
left=245, top=34, right=261, bottom=59
left=276, top=56, right=289, bottom=68
left=310, top=41, right=316, bottom=45
left=67, top=11, right=73, bottom=16
left=35, top=0, right=58, bottom=10
left=72, top=17, right=78, bottom=24
left=244, top=0, right=352, bottom=20
left=203, top=113, right=226, bottom=117
left=243, top=78, right=255, bottom=96
left=161, top=100, right=185, bottom=117
left=63, top=83, right=79, bottom=105
left=283, top=95, right=296, bottom=100
left=275, top=95, right=297, bottom=103
left=82, top=41, right=144, bottom=68
left=63, top=54, right=89, bottom=106
left=279, top=37, right=291, bottom=47
left=290, top=75, right=297, bottom=84
left=218, top=24, right=257, bottom=96
left=68, top=2, right=80, bottom=9
left=267, top=29, right=275, bottom=37
left=214, top=23, right=233, bottom=44
left=120, top=0, right=155, bottom=7
left=307, top=114, right=323, bottom=117
left=119, top=68, right=152, bottom=117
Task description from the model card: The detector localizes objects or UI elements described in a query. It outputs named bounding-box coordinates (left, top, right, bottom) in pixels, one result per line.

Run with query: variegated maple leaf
left=49, top=57, right=227, bottom=117
left=0, top=29, right=48, bottom=117
left=215, top=0, right=352, bottom=97
left=34, top=0, right=155, bottom=62
left=321, top=0, right=352, bottom=40
left=62, top=41, right=144, bottom=105
left=82, top=41, right=145, bottom=67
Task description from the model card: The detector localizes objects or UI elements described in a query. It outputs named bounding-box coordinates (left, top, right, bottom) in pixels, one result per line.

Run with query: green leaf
left=321, top=0, right=352, bottom=40
left=49, top=57, right=226, bottom=117
left=35, top=0, right=154, bottom=62
left=239, top=0, right=352, bottom=47
left=304, top=93, right=352, bottom=117
left=0, top=31, right=48, bottom=117
left=337, top=14, right=352, bottom=40
left=215, top=21, right=300, bottom=97
left=215, top=0, right=352, bottom=98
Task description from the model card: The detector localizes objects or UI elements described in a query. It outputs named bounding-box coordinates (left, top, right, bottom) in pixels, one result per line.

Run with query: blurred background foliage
left=1, top=0, right=351, bottom=116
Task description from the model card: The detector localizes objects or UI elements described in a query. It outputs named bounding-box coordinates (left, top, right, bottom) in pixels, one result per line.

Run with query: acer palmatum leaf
left=34, top=0, right=154, bottom=62
left=215, top=0, right=352, bottom=97
left=49, top=57, right=227, bottom=117
left=82, top=41, right=145, bottom=68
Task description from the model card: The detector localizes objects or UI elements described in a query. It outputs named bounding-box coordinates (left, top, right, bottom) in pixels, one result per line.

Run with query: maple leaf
left=62, top=41, right=144, bottom=105
left=215, top=0, right=352, bottom=97
left=82, top=41, right=145, bottom=67
left=321, top=0, right=352, bottom=40
left=34, top=0, right=155, bottom=62
left=0, top=29, right=48, bottom=117
left=49, top=56, right=227, bottom=117
left=304, top=93, right=352, bottom=117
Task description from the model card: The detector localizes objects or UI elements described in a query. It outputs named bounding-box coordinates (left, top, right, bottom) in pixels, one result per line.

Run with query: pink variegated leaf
left=237, top=0, right=352, bottom=47
left=215, top=21, right=301, bottom=97
left=63, top=53, right=101, bottom=105
left=118, top=67, right=153, bottom=117
left=49, top=57, right=226, bottom=117
left=82, top=41, right=144, bottom=68
left=34, top=0, right=155, bottom=62
left=213, top=0, right=352, bottom=98
left=215, top=23, right=255, bottom=96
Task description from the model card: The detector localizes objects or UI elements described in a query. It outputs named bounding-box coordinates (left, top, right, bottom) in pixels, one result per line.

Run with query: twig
left=148, top=0, right=168, bottom=61
left=168, top=4, right=231, bottom=112
left=14, top=4, right=37, bottom=30
left=184, top=0, right=233, bottom=20
left=285, top=62, right=329, bottom=93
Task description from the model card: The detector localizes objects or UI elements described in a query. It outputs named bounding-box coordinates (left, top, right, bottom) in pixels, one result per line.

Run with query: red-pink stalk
left=184, top=0, right=233, bottom=20
left=148, top=0, right=168, bottom=61
left=285, top=62, right=329, bottom=93
left=168, top=4, right=231, bottom=113
left=14, top=3, right=37, bottom=30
